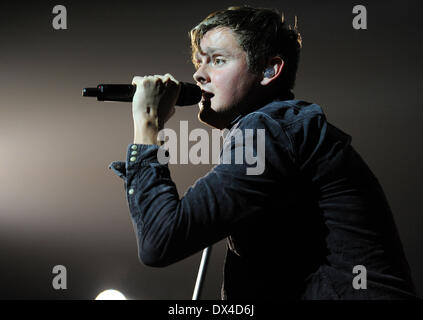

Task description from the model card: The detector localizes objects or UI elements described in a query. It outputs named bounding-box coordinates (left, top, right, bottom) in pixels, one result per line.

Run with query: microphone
left=82, top=82, right=202, bottom=106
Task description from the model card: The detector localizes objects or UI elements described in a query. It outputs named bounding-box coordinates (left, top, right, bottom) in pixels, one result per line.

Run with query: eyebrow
left=195, top=47, right=230, bottom=59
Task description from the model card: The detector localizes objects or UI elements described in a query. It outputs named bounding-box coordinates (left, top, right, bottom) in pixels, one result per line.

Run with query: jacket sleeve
left=108, top=112, right=294, bottom=267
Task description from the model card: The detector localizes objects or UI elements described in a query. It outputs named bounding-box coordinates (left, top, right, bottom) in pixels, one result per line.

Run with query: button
left=128, top=188, right=134, bottom=195
left=130, top=156, right=136, bottom=162
left=131, top=145, right=137, bottom=150
left=131, top=151, right=137, bottom=155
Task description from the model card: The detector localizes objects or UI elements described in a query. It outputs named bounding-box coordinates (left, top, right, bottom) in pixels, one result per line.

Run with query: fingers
left=132, top=75, right=160, bottom=93
left=132, top=74, right=179, bottom=86
left=131, top=74, right=179, bottom=127
left=163, top=73, right=180, bottom=85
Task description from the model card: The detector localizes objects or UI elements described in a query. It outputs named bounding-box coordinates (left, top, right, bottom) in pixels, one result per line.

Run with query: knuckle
left=132, top=76, right=142, bottom=84
left=142, top=78, right=151, bottom=88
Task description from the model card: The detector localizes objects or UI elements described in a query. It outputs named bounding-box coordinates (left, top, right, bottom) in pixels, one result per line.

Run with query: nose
left=193, top=65, right=210, bottom=85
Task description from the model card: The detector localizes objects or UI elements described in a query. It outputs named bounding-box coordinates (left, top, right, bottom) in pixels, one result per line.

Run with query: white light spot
left=95, top=289, right=127, bottom=300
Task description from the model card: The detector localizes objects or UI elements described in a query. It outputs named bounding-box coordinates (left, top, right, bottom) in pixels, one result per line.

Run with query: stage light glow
left=95, top=289, right=127, bottom=300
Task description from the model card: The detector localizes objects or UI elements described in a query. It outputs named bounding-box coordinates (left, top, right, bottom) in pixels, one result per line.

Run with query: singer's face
left=193, top=27, right=261, bottom=129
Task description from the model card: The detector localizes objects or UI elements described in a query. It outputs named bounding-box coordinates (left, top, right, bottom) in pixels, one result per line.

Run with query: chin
left=198, top=108, right=227, bottom=129
left=197, top=102, right=230, bottom=129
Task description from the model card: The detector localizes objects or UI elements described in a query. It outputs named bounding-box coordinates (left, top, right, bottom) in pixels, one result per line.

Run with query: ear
left=260, top=56, right=284, bottom=86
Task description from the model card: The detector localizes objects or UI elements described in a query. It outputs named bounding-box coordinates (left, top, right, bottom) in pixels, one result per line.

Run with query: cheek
left=212, top=69, right=247, bottom=101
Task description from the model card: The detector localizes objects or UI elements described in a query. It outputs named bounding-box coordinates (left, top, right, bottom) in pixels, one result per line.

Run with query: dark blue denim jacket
left=109, top=99, right=417, bottom=300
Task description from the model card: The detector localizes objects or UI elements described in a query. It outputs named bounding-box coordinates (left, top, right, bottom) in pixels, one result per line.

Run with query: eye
left=213, top=57, right=226, bottom=66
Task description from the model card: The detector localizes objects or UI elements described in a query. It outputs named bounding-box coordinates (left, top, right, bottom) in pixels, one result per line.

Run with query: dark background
left=0, top=0, right=422, bottom=299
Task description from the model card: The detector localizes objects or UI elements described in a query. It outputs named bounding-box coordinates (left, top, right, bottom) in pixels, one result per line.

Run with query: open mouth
left=201, top=90, right=214, bottom=100
left=199, top=91, right=213, bottom=110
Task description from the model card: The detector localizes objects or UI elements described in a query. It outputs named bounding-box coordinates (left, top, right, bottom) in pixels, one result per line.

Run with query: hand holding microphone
left=131, top=73, right=181, bottom=145
left=131, top=74, right=180, bottom=132
left=83, top=74, right=202, bottom=145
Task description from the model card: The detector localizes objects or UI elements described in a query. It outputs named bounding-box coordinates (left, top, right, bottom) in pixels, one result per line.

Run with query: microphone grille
left=177, top=82, right=202, bottom=106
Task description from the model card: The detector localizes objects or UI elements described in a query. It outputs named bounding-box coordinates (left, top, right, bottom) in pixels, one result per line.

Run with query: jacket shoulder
left=254, top=99, right=326, bottom=128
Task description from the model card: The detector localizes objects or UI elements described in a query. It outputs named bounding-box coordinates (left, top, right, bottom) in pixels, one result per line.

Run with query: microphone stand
left=192, top=246, right=212, bottom=300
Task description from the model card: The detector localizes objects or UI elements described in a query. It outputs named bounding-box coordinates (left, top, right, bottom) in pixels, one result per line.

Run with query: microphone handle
left=97, top=84, right=135, bottom=102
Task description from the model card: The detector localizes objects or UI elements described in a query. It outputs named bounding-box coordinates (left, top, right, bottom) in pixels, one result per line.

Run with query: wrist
left=133, top=117, right=160, bottom=145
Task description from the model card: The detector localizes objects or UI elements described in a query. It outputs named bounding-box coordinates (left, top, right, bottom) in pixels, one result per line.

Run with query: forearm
left=126, top=145, right=228, bottom=267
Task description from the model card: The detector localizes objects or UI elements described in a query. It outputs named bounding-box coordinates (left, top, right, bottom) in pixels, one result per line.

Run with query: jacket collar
left=225, top=90, right=295, bottom=130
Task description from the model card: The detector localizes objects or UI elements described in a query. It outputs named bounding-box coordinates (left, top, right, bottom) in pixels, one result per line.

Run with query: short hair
left=189, top=5, right=302, bottom=91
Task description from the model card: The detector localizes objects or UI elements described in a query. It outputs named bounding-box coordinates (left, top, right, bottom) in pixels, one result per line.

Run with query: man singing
left=109, top=6, right=417, bottom=299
